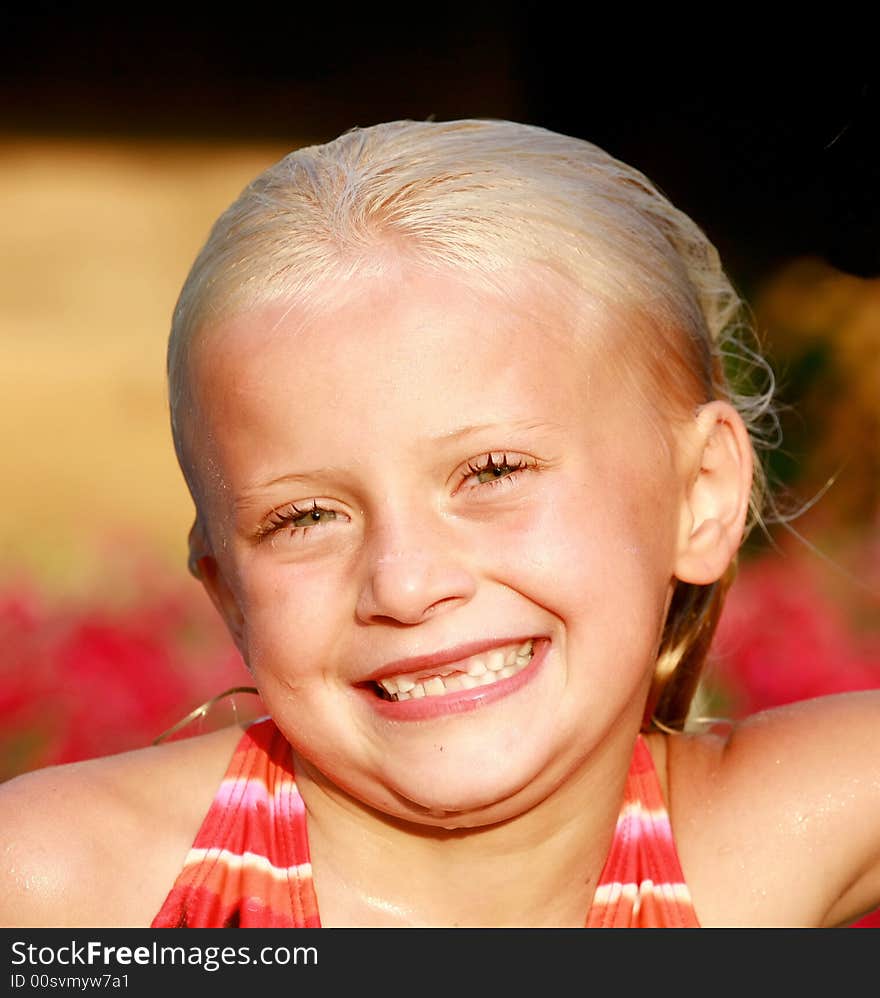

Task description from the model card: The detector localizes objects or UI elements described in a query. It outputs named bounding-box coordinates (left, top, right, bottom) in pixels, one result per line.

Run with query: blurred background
left=1, top=10, right=878, bottom=923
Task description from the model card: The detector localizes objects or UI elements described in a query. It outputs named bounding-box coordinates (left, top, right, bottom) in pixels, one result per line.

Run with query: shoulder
left=0, top=723, right=245, bottom=928
left=662, top=690, right=880, bottom=927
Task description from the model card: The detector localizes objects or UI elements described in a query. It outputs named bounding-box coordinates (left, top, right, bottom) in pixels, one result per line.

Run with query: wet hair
left=167, top=117, right=777, bottom=732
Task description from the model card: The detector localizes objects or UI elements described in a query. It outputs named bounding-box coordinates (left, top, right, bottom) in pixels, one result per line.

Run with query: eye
left=258, top=500, right=341, bottom=540
left=457, top=452, right=535, bottom=490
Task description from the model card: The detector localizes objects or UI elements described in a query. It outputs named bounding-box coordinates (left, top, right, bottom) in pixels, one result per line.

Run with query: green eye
left=291, top=507, right=337, bottom=528
left=476, top=462, right=517, bottom=484
left=463, top=452, right=532, bottom=488
left=259, top=501, right=340, bottom=540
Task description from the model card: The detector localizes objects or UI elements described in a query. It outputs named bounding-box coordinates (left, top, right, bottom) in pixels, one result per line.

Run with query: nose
left=355, top=513, right=477, bottom=625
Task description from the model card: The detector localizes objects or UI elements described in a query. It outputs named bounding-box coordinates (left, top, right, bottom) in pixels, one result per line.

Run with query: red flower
left=0, top=562, right=259, bottom=778
left=708, top=551, right=880, bottom=715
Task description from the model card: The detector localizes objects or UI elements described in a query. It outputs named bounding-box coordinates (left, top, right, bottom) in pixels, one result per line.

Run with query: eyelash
left=456, top=452, right=534, bottom=490
left=257, top=500, right=339, bottom=541
left=257, top=452, right=537, bottom=541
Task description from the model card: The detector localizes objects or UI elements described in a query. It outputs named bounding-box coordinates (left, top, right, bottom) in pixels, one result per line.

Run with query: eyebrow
left=234, top=470, right=343, bottom=509
left=433, top=418, right=564, bottom=442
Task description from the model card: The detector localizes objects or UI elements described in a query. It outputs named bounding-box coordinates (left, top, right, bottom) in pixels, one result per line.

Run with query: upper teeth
left=377, top=640, right=535, bottom=701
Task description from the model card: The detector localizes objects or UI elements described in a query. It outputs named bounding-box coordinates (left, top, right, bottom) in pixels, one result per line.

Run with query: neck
left=295, top=723, right=641, bottom=928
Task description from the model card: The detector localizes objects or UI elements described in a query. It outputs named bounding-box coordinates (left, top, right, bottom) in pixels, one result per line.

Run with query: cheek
left=480, top=474, right=678, bottom=624
left=234, top=557, right=351, bottom=682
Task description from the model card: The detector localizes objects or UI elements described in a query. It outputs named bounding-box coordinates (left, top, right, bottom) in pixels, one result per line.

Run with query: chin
left=384, top=760, right=548, bottom=828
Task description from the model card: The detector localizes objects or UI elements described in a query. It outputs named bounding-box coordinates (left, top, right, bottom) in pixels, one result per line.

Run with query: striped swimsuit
left=152, top=717, right=699, bottom=928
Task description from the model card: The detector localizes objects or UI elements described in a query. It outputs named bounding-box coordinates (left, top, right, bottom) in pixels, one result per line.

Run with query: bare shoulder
left=0, top=723, right=245, bottom=928
left=664, top=690, right=880, bottom=927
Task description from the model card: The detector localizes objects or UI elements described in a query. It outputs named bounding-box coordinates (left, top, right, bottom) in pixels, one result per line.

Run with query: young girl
left=2, top=119, right=878, bottom=929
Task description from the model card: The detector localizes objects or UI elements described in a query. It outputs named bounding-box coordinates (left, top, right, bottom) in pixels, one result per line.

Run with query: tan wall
left=0, top=137, right=292, bottom=589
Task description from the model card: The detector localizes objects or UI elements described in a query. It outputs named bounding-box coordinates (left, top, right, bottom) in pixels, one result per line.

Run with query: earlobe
left=674, top=401, right=753, bottom=585
left=187, top=518, right=246, bottom=649
left=187, top=519, right=208, bottom=581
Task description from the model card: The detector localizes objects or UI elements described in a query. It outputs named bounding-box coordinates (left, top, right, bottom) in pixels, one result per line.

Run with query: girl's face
left=188, top=264, right=694, bottom=826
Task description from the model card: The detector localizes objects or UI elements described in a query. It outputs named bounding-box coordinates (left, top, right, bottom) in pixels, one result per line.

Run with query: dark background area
left=3, top=9, right=878, bottom=292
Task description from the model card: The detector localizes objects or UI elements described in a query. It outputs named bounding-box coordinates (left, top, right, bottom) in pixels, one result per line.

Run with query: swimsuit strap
left=586, top=735, right=700, bottom=927
left=151, top=717, right=319, bottom=927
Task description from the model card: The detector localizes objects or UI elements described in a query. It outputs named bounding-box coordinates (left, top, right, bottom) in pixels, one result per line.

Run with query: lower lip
left=361, top=638, right=550, bottom=722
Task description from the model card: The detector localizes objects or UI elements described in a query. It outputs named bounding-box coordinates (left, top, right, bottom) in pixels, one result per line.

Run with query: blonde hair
left=167, top=118, right=777, bottom=732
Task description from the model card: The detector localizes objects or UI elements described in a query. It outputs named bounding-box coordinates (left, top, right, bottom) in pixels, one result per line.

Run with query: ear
left=188, top=517, right=246, bottom=650
left=674, top=401, right=753, bottom=585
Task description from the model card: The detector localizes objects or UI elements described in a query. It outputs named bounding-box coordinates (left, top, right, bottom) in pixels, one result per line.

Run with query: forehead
left=194, top=261, right=603, bottom=375
left=191, top=265, right=592, bottom=401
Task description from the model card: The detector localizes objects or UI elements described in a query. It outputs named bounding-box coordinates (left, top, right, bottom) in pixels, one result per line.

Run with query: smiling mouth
left=372, top=639, right=535, bottom=702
